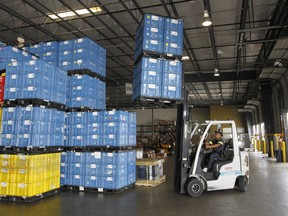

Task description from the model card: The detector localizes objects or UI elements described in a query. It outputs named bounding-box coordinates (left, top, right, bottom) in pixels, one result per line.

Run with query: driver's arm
left=206, top=143, right=221, bottom=149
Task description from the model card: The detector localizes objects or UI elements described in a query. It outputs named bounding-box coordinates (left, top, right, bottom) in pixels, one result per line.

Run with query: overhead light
left=274, top=59, right=283, bottom=67
left=214, top=68, right=220, bottom=77
left=202, top=10, right=212, bottom=27
left=218, top=91, right=222, bottom=96
left=220, top=100, right=224, bottom=106
left=48, top=6, right=102, bottom=19
left=182, top=56, right=190, bottom=60
left=17, top=37, right=25, bottom=48
left=142, top=107, right=144, bottom=110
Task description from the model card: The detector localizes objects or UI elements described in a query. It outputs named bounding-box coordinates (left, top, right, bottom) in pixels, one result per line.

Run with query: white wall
left=131, top=107, right=210, bottom=125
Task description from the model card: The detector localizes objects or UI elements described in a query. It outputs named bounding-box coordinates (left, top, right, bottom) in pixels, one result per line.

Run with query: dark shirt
left=209, top=137, right=225, bottom=154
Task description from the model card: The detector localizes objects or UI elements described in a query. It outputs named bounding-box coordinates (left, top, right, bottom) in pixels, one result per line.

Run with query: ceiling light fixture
left=214, top=68, right=220, bottom=77
left=218, top=91, right=222, bottom=96
left=220, top=100, right=224, bottom=106
left=202, top=10, right=212, bottom=27
left=48, top=6, right=102, bottom=19
left=181, top=56, right=190, bottom=60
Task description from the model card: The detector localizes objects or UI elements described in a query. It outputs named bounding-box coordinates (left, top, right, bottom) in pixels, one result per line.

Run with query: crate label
left=107, top=177, right=113, bottom=181
left=92, top=135, right=98, bottom=139
left=75, top=152, right=81, bottom=156
left=77, top=59, right=83, bottom=64
left=1, top=182, right=7, bottom=187
left=63, top=61, right=68, bottom=66
left=171, top=31, right=178, bottom=36
left=75, top=163, right=81, bottom=167
left=107, top=153, right=113, bottom=157
left=23, top=134, right=29, bottom=138
left=91, top=176, right=96, bottom=180
left=28, top=73, right=35, bottom=78
left=148, top=84, right=156, bottom=89
left=76, top=124, right=83, bottom=128
left=25, top=106, right=32, bottom=111
left=91, top=164, right=97, bottom=169
left=22, top=51, right=28, bottom=56
left=151, top=15, right=159, bottom=21
left=171, top=19, right=178, bottom=24
left=2, top=161, right=8, bottom=166
left=12, top=47, right=18, bottom=52
left=11, top=74, right=17, bottom=79
left=9, top=88, right=16, bottom=92
left=76, top=75, right=83, bottom=79
left=149, top=59, right=157, bottom=63
left=77, top=113, right=83, bottom=117
left=7, top=120, right=13, bottom=125
left=150, top=40, right=158, bottom=45
left=98, top=188, right=103, bottom=192
left=47, top=52, right=52, bottom=56
left=169, top=74, right=176, bottom=79
left=8, top=108, right=15, bottom=112
left=2, top=155, right=9, bottom=159
left=78, top=49, right=83, bottom=53
left=64, top=41, right=69, bottom=44
left=6, top=134, right=12, bottom=138
left=24, top=120, right=31, bottom=125
left=92, top=123, right=98, bottom=127
left=61, top=174, right=65, bottom=177
left=76, top=97, right=82, bottom=101
left=29, top=60, right=36, bottom=65
left=107, top=165, right=113, bottom=169
left=148, top=71, right=156, bottom=76
left=60, top=163, right=66, bottom=166
left=94, top=152, right=101, bottom=159
left=78, top=38, right=84, bottom=43
left=75, top=175, right=80, bottom=179
left=170, top=61, right=177, bottom=66
left=151, top=27, right=158, bottom=33
left=2, top=168, right=8, bottom=173
left=108, top=135, right=114, bottom=139
left=76, top=136, right=82, bottom=140
left=47, top=42, right=52, bottom=46
left=171, top=43, right=178, bottom=48
left=19, top=169, right=26, bottom=174
left=108, top=122, right=114, bottom=126
left=108, top=111, right=115, bottom=115
left=27, top=86, right=34, bottom=91
left=19, top=183, right=25, bottom=188
left=76, top=86, right=82, bottom=90
left=168, top=86, right=176, bottom=91
left=92, top=112, right=99, bottom=116
left=11, top=62, right=18, bottom=66
left=64, top=51, right=69, bottom=55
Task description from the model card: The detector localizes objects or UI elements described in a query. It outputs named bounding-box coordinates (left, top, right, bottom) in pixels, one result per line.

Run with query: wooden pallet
left=135, top=175, right=166, bottom=187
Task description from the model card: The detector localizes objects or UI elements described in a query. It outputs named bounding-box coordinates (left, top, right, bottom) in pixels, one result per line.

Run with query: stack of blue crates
left=64, top=110, right=136, bottom=147
left=1, top=106, right=65, bottom=147
left=4, top=60, right=67, bottom=104
left=66, top=74, right=106, bottom=109
left=132, top=57, right=162, bottom=100
left=26, top=41, right=59, bottom=66
left=58, top=38, right=106, bottom=77
left=133, top=14, right=183, bottom=101
left=135, top=14, right=164, bottom=60
left=60, top=151, right=136, bottom=190
left=162, top=59, right=182, bottom=99
left=0, top=46, right=37, bottom=70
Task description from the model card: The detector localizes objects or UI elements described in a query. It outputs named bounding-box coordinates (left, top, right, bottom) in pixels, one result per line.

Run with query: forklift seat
left=212, top=140, right=234, bottom=173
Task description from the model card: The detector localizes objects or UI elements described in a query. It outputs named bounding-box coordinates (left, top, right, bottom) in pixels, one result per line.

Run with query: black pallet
left=68, top=69, right=106, bottom=82
left=0, top=189, right=60, bottom=203
left=0, top=146, right=63, bottom=154
left=3, top=99, right=66, bottom=110
left=61, top=183, right=135, bottom=193
left=134, top=97, right=182, bottom=106
left=134, top=50, right=182, bottom=65
left=62, top=146, right=136, bottom=152
left=66, top=107, right=101, bottom=112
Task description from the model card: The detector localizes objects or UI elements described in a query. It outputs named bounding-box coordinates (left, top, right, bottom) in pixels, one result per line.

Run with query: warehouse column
left=261, top=82, right=275, bottom=157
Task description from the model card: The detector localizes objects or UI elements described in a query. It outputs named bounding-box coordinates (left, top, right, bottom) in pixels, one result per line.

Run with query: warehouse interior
left=0, top=0, right=288, bottom=215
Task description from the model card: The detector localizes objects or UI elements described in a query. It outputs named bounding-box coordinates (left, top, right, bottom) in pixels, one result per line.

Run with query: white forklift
left=174, top=104, right=249, bottom=197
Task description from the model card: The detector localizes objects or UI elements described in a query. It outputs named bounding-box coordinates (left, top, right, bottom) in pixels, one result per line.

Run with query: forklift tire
left=238, top=176, right=247, bottom=192
left=185, top=178, right=204, bottom=197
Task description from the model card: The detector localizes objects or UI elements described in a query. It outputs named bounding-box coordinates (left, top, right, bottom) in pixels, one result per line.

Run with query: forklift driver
left=203, top=131, right=225, bottom=172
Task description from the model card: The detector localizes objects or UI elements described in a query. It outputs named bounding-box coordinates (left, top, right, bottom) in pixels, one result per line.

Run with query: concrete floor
left=1, top=152, right=288, bottom=216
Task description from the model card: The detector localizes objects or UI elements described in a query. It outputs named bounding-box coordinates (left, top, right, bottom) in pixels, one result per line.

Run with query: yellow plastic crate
left=10, top=181, right=43, bottom=197
left=0, top=182, right=11, bottom=196
left=0, top=160, right=10, bottom=168
left=46, top=176, right=60, bottom=192
left=9, top=168, right=46, bottom=183
left=0, top=169, right=10, bottom=182
left=12, top=154, right=45, bottom=169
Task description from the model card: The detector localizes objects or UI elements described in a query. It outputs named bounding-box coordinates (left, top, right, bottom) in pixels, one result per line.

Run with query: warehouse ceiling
left=0, top=0, right=287, bottom=109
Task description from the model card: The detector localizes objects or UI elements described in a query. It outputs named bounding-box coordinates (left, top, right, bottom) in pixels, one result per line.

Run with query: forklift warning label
left=220, top=171, right=241, bottom=176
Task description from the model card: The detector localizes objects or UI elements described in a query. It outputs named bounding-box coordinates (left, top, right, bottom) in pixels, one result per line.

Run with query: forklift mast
left=174, top=102, right=193, bottom=194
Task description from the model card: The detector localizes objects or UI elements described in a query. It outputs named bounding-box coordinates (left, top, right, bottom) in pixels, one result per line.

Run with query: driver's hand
left=205, top=144, right=210, bottom=149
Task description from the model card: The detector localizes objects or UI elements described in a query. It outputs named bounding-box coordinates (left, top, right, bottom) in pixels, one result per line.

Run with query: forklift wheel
left=238, top=176, right=247, bottom=192
left=185, top=178, right=204, bottom=197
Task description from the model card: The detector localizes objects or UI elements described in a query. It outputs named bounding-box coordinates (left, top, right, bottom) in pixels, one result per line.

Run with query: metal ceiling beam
left=118, top=0, right=140, bottom=24
left=185, top=71, right=257, bottom=83
left=0, top=2, right=62, bottom=41
left=255, top=0, right=288, bottom=77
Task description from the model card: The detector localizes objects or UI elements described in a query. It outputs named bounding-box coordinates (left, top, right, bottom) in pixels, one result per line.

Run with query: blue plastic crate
left=71, top=124, right=86, bottom=136
left=58, top=60, right=73, bottom=71
left=133, top=82, right=161, bottom=99
left=74, top=38, right=96, bottom=49
left=71, top=174, right=85, bottom=186
left=128, top=162, right=136, bottom=174
left=104, top=110, right=128, bottom=122
left=0, top=46, right=21, bottom=59
left=101, top=152, right=128, bottom=164
left=72, top=152, right=87, bottom=164
left=85, top=164, right=102, bottom=176
left=59, top=40, right=74, bottom=51
left=163, top=41, right=183, bottom=56
left=142, top=14, right=164, bottom=29
left=127, top=173, right=136, bottom=185
left=141, top=26, right=164, bottom=40
left=43, top=41, right=59, bottom=51
left=84, top=175, right=100, bottom=188
left=162, top=60, right=182, bottom=74
left=86, top=134, right=103, bottom=146
left=102, top=175, right=127, bottom=189
left=60, top=162, right=69, bottom=174
left=164, top=17, right=183, bottom=31
left=87, top=111, right=104, bottom=123
left=66, top=112, right=87, bottom=125
left=164, top=29, right=183, bottom=44
left=60, top=174, right=68, bottom=185
left=1, top=134, right=16, bottom=146
left=21, top=106, right=52, bottom=122
left=161, top=85, right=182, bottom=99
left=58, top=50, right=73, bottom=62
left=88, top=123, right=103, bottom=135
left=104, top=134, right=128, bottom=147
left=51, top=134, right=64, bottom=146
left=2, top=107, right=18, bottom=121
left=69, top=163, right=85, bottom=175
left=162, top=72, right=182, bottom=86
left=68, top=135, right=86, bottom=147
left=1, top=120, right=17, bottom=134
left=18, top=120, right=51, bottom=134
left=101, top=164, right=128, bottom=177
left=5, top=72, right=22, bottom=88
left=127, top=151, right=136, bottom=162
left=85, top=152, right=102, bottom=164
left=104, top=122, right=128, bottom=135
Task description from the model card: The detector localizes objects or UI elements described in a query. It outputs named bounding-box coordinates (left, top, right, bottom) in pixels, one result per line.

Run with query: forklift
left=174, top=103, right=249, bottom=197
